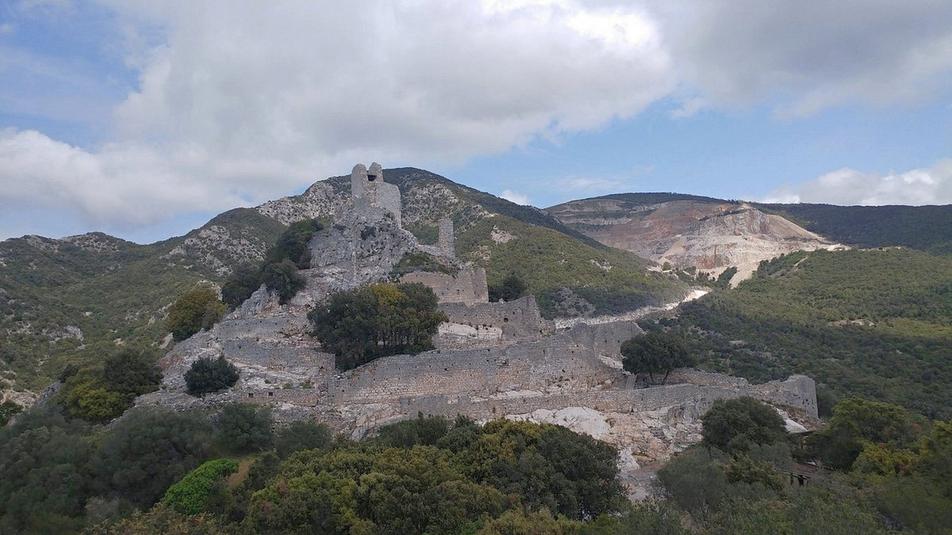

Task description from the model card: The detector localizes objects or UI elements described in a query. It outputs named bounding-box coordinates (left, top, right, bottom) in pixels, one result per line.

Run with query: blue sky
left=1, top=1, right=950, bottom=243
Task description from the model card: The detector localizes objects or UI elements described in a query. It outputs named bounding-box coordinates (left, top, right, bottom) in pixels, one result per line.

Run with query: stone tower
left=438, top=218, right=455, bottom=258
left=351, top=162, right=402, bottom=227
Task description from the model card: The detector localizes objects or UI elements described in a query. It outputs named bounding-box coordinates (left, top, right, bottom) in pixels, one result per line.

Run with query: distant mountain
left=547, top=194, right=838, bottom=284
left=0, top=168, right=686, bottom=405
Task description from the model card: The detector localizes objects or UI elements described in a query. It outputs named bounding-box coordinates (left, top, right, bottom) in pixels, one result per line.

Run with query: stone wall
left=439, top=296, right=551, bottom=340
left=400, top=266, right=488, bottom=305
left=438, top=218, right=455, bottom=258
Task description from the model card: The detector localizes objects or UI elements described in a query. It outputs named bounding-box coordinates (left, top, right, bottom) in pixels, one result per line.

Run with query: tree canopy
left=700, top=397, right=787, bottom=455
left=165, top=285, right=227, bottom=341
left=184, top=356, right=240, bottom=397
left=310, top=282, right=447, bottom=370
left=621, top=331, right=694, bottom=384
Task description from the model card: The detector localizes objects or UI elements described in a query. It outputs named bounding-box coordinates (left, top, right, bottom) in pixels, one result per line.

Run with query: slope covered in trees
left=757, top=203, right=952, bottom=254
left=645, top=248, right=952, bottom=418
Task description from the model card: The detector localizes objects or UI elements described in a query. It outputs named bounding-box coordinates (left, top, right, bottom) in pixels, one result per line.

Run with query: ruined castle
left=141, top=164, right=817, bottom=492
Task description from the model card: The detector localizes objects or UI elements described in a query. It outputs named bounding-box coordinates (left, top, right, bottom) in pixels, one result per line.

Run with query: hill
left=755, top=203, right=952, bottom=254
left=548, top=194, right=838, bottom=284
left=644, top=248, right=952, bottom=418
left=0, top=168, right=685, bottom=404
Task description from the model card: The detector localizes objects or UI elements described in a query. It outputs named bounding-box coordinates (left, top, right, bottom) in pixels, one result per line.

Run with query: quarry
left=139, top=164, right=819, bottom=496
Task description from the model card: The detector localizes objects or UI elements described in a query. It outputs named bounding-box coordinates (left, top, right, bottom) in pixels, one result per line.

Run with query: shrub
left=0, top=400, right=21, bottom=426
left=808, top=397, right=919, bottom=470
left=621, top=331, right=694, bottom=384
left=265, top=219, right=322, bottom=269
left=488, top=272, right=528, bottom=302
left=166, top=286, right=227, bottom=341
left=92, top=408, right=212, bottom=507
left=260, top=259, right=306, bottom=304
left=310, top=282, right=447, bottom=370
left=185, top=356, right=240, bottom=396
left=275, top=421, right=333, bottom=458
left=102, top=349, right=162, bottom=399
left=215, top=404, right=273, bottom=454
left=701, top=397, right=787, bottom=454
left=162, top=458, right=239, bottom=515
left=221, top=264, right=262, bottom=309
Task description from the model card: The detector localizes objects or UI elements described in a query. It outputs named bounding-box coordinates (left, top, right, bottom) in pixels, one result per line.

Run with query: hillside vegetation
left=457, top=215, right=687, bottom=317
left=758, top=203, right=952, bottom=254
left=646, top=248, right=952, bottom=418
left=0, top=209, right=287, bottom=397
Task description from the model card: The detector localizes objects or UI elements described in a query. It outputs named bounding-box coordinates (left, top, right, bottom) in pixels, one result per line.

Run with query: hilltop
left=0, top=168, right=686, bottom=404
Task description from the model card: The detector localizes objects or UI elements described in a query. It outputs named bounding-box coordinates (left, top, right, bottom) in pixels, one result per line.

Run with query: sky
left=0, top=0, right=951, bottom=243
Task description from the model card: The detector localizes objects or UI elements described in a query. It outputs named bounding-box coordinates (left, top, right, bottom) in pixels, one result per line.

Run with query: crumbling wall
left=400, top=266, right=488, bottom=305
left=439, top=296, right=551, bottom=340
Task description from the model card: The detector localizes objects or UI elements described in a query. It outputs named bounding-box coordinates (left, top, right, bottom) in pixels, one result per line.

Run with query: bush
left=265, top=219, right=322, bottom=269
left=701, top=397, right=787, bottom=454
left=185, top=356, right=240, bottom=396
left=260, top=258, right=306, bottom=304
left=310, top=283, right=447, bottom=370
left=0, top=400, right=20, bottom=426
left=275, top=421, right=333, bottom=458
left=103, top=349, right=162, bottom=398
left=92, top=408, right=212, bottom=507
left=621, top=331, right=694, bottom=384
left=808, top=398, right=919, bottom=470
left=161, top=458, right=239, bottom=515
left=215, top=404, right=273, bottom=454
left=221, top=264, right=262, bottom=309
left=166, top=286, right=227, bottom=341
left=488, top=272, right=528, bottom=302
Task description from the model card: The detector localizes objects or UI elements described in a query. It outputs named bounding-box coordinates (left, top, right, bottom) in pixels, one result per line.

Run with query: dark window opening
left=248, top=393, right=254, bottom=398
left=268, top=391, right=274, bottom=397
left=367, top=174, right=377, bottom=181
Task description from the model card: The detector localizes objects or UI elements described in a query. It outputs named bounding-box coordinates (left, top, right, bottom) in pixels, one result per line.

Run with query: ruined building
left=140, top=163, right=818, bottom=495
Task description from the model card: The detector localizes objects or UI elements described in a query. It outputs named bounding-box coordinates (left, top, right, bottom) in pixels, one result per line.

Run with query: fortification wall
left=439, top=296, right=550, bottom=339
left=400, top=266, right=488, bottom=305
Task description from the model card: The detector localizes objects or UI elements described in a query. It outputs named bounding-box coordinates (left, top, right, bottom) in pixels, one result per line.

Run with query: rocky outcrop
left=548, top=198, right=842, bottom=285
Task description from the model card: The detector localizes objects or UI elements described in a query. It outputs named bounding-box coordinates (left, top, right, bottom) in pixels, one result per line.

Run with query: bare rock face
left=549, top=198, right=842, bottom=285
left=257, top=181, right=349, bottom=225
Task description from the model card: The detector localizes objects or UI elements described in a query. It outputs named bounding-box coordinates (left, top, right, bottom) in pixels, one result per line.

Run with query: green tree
left=808, top=398, right=918, bottom=470
left=260, top=258, right=306, bottom=304
left=275, top=421, right=333, bottom=458
left=0, top=400, right=20, bottom=426
left=489, top=272, right=529, bottom=302
left=0, top=407, right=93, bottom=533
left=701, top=397, right=787, bottom=454
left=621, top=332, right=694, bottom=384
left=166, top=285, right=227, bottom=341
left=215, top=404, right=273, bottom=454
left=265, top=219, right=322, bottom=269
left=161, top=458, right=239, bottom=515
left=310, top=283, right=447, bottom=370
left=221, top=263, right=262, bottom=309
left=184, top=356, right=240, bottom=396
left=92, top=408, right=212, bottom=508
left=102, top=349, right=162, bottom=399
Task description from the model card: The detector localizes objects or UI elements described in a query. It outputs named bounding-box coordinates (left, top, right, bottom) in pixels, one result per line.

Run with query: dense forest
left=644, top=248, right=952, bottom=418
left=3, top=394, right=949, bottom=533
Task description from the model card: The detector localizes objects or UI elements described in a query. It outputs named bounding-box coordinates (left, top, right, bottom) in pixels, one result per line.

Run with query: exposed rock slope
left=548, top=194, right=841, bottom=284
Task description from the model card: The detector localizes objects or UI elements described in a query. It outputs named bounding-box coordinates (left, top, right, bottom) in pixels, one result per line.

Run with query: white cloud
left=4, top=0, right=952, bottom=238
left=764, top=160, right=952, bottom=206
left=0, top=0, right=673, bottom=234
left=654, top=0, right=952, bottom=115
left=500, top=189, right=531, bottom=205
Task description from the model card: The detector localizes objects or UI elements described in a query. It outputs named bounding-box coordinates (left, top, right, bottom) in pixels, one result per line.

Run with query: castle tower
left=438, top=218, right=455, bottom=258
left=350, top=162, right=402, bottom=227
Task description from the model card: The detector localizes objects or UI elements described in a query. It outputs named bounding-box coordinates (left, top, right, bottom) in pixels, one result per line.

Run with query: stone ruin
left=138, top=163, right=818, bottom=497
